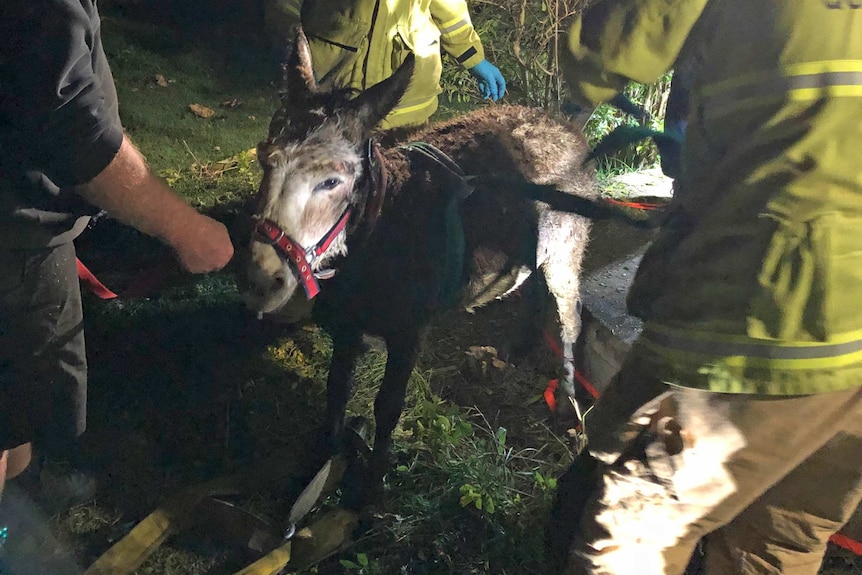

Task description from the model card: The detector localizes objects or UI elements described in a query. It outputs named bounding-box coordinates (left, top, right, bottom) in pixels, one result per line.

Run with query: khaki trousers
left=563, top=345, right=862, bottom=575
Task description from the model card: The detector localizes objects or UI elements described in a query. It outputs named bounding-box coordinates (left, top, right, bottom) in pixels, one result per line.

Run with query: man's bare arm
left=76, top=135, right=234, bottom=273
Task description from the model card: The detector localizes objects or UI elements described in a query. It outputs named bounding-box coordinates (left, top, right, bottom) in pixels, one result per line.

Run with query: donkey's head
left=241, top=29, right=414, bottom=316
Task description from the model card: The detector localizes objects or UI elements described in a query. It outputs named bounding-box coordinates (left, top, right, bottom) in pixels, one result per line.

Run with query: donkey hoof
left=340, top=460, right=384, bottom=511
left=321, top=417, right=372, bottom=461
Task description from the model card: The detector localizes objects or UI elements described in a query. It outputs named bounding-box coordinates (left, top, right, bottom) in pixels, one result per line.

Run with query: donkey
left=240, top=31, right=599, bottom=506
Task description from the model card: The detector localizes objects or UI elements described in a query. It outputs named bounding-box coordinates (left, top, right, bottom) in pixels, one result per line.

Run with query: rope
left=542, top=329, right=600, bottom=415
left=76, top=257, right=174, bottom=300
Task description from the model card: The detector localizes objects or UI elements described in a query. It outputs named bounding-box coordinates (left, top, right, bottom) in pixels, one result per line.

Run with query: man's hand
left=77, top=136, right=234, bottom=273
left=468, top=59, right=507, bottom=102
left=168, top=213, right=234, bottom=273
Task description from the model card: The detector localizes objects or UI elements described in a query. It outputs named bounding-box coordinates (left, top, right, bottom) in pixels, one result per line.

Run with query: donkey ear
left=285, top=26, right=317, bottom=91
left=270, top=26, right=318, bottom=138
left=344, top=54, right=415, bottom=134
left=282, top=27, right=318, bottom=103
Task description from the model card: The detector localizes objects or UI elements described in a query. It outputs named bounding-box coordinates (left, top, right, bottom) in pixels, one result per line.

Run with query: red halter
left=254, top=207, right=351, bottom=299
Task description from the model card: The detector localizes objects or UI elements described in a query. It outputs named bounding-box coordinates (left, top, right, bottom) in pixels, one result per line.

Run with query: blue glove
left=469, top=59, right=506, bottom=102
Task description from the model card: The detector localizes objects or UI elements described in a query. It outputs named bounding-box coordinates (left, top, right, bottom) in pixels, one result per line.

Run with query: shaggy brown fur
left=240, top=31, right=598, bottom=508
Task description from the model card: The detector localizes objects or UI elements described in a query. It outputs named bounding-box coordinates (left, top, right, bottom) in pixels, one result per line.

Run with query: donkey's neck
left=348, top=141, right=412, bottom=238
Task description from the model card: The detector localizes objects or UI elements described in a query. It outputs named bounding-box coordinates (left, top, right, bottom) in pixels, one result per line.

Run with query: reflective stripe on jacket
left=279, top=0, right=483, bottom=128
left=561, top=1, right=862, bottom=394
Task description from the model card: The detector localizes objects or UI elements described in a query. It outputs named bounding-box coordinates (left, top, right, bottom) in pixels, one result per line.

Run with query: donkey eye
left=315, top=178, right=342, bottom=192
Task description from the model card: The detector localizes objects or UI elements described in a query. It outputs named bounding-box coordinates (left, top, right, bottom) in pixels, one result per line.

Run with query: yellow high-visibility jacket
left=562, top=0, right=862, bottom=395
left=271, top=0, right=485, bottom=128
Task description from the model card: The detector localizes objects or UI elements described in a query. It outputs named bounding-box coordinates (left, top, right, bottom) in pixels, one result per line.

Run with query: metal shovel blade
left=288, top=459, right=332, bottom=526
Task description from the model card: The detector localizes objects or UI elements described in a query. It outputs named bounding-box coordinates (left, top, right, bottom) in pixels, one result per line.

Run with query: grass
left=101, top=16, right=277, bottom=208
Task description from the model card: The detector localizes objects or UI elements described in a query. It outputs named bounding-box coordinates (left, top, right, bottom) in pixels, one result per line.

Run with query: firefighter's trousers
left=563, top=344, right=862, bottom=575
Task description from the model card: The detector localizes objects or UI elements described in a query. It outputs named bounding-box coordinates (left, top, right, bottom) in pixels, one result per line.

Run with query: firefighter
left=550, top=1, right=862, bottom=574
left=265, top=0, right=506, bottom=128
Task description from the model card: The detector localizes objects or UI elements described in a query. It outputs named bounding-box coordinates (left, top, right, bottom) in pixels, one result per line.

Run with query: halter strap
left=254, top=206, right=351, bottom=300
left=252, top=138, right=387, bottom=300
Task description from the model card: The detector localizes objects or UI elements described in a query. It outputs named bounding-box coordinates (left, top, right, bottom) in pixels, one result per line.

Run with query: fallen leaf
left=154, top=74, right=168, bottom=87
left=466, top=345, right=498, bottom=359
left=248, top=115, right=256, bottom=121
left=220, top=98, right=242, bottom=108
left=189, top=103, right=215, bottom=118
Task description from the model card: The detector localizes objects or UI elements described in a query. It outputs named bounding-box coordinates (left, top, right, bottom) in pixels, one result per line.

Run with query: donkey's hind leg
left=539, top=221, right=589, bottom=403
left=545, top=264, right=588, bottom=438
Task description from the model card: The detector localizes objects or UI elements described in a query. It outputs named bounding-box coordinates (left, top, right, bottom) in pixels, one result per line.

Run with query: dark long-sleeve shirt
left=0, top=0, right=123, bottom=247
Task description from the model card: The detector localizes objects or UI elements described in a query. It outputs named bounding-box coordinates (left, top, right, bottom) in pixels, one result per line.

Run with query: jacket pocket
left=818, top=213, right=862, bottom=336
left=391, top=24, right=442, bottom=105
left=302, top=11, right=370, bottom=84
left=753, top=213, right=862, bottom=340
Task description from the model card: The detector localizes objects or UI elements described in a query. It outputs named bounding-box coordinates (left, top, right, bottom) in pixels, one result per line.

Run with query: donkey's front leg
left=344, top=330, right=420, bottom=509
left=371, top=331, right=420, bottom=473
left=325, top=328, right=365, bottom=454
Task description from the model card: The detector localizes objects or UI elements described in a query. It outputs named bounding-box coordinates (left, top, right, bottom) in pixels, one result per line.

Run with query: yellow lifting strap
left=234, top=507, right=359, bottom=575
left=84, top=476, right=244, bottom=575
left=234, top=542, right=293, bottom=575
left=84, top=450, right=354, bottom=575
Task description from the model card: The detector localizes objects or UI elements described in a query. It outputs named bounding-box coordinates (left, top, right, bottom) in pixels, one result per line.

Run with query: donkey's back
left=393, top=106, right=595, bottom=357
left=410, top=105, right=597, bottom=198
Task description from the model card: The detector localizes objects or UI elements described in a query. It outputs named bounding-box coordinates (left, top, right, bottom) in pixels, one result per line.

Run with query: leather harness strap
left=363, top=139, right=388, bottom=233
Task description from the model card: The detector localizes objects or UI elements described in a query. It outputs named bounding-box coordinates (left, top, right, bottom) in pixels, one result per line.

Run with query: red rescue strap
left=542, top=329, right=600, bottom=413
left=830, top=533, right=862, bottom=555
left=76, top=257, right=173, bottom=300
left=604, top=197, right=663, bottom=211
left=76, top=258, right=119, bottom=299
